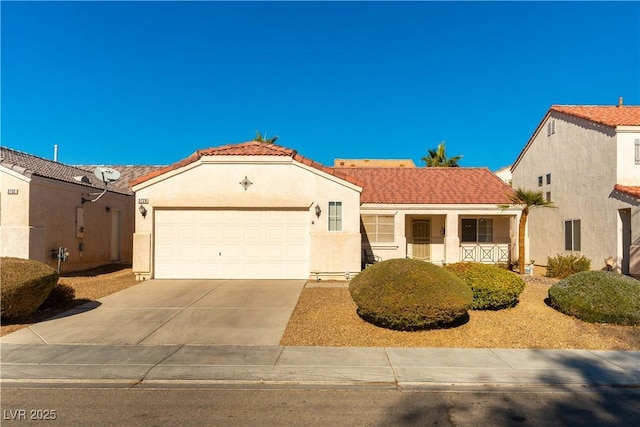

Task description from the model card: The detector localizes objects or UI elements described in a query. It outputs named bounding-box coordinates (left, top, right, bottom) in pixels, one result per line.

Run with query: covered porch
left=361, top=207, right=521, bottom=267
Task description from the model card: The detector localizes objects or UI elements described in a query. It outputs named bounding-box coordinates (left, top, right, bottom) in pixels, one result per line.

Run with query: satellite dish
left=94, top=167, right=121, bottom=184
left=82, top=167, right=121, bottom=204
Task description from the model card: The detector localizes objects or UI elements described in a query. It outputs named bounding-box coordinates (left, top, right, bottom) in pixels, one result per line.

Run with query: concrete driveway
left=0, top=280, right=306, bottom=346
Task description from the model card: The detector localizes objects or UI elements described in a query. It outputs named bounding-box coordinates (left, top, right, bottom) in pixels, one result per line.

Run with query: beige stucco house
left=131, top=141, right=520, bottom=281
left=511, top=101, right=640, bottom=275
left=0, top=147, right=155, bottom=272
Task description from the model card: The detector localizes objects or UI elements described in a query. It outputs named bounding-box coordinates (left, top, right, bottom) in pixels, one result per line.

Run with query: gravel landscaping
left=280, top=276, right=640, bottom=350
left=3, top=266, right=638, bottom=350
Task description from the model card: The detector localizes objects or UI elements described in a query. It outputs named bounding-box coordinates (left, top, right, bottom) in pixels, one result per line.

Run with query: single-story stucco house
left=0, top=146, right=159, bottom=272
left=130, top=141, right=520, bottom=281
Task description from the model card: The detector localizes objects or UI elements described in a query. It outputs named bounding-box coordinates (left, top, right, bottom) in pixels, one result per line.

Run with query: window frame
left=361, top=214, right=395, bottom=244
left=538, top=176, right=543, bottom=187
left=564, top=219, right=581, bottom=251
left=328, top=201, right=343, bottom=232
left=635, top=139, right=640, bottom=165
left=461, top=218, right=494, bottom=243
left=546, top=173, right=551, bottom=185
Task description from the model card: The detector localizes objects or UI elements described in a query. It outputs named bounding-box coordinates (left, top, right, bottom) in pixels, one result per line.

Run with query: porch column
left=444, top=213, right=459, bottom=265
left=510, top=215, right=519, bottom=265
left=397, top=214, right=407, bottom=258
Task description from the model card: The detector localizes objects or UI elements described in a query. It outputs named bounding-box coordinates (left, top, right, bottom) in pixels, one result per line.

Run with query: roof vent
left=73, top=175, right=90, bottom=183
left=618, top=97, right=624, bottom=107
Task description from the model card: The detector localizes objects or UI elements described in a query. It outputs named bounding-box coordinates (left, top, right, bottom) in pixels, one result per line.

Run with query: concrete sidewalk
left=2, top=344, right=639, bottom=391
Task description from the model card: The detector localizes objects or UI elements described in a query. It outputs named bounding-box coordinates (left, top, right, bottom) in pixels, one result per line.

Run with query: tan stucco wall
left=1, top=168, right=134, bottom=272
left=616, top=127, right=640, bottom=185
left=512, top=113, right=638, bottom=272
left=0, top=168, right=33, bottom=259
left=132, top=156, right=362, bottom=279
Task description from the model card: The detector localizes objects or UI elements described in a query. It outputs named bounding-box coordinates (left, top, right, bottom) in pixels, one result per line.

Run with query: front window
left=564, top=220, right=581, bottom=251
left=461, top=218, right=493, bottom=243
left=361, top=215, right=394, bottom=243
left=328, top=201, right=342, bottom=231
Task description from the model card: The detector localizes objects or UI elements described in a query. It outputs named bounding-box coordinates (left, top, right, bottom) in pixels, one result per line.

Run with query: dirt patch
left=281, top=277, right=640, bottom=350
left=1, top=264, right=138, bottom=336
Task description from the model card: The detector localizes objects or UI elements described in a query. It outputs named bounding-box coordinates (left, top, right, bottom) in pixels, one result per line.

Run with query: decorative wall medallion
left=239, top=176, right=253, bottom=191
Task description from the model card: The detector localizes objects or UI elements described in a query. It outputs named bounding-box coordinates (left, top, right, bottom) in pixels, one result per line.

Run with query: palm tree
left=507, top=189, right=555, bottom=274
left=421, top=141, right=462, bottom=167
left=253, top=131, right=278, bottom=144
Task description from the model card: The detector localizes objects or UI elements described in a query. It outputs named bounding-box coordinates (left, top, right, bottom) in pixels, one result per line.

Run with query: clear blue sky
left=2, top=1, right=639, bottom=170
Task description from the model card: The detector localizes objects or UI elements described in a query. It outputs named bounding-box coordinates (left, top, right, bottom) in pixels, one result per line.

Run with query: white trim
left=133, top=155, right=363, bottom=193
left=361, top=204, right=521, bottom=214
left=0, top=165, right=33, bottom=183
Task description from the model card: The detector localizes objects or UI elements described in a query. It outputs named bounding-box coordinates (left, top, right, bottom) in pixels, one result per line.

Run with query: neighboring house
left=334, top=159, right=416, bottom=168
left=511, top=101, right=640, bottom=275
left=131, top=141, right=520, bottom=281
left=494, top=165, right=513, bottom=186
left=0, top=147, right=159, bottom=272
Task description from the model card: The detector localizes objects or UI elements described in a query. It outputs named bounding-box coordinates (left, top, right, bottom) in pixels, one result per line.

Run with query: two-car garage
left=154, top=209, right=310, bottom=280
left=130, top=141, right=363, bottom=281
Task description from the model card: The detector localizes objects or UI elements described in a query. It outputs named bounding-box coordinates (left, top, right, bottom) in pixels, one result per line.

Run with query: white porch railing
left=459, top=244, right=510, bottom=264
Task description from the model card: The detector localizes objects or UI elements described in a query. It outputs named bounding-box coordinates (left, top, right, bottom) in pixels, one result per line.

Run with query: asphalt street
left=2, top=388, right=639, bottom=426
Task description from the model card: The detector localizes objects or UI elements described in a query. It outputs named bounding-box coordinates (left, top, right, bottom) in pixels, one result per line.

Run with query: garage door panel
left=244, top=244, right=263, bottom=258
left=244, top=226, right=263, bottom=241
left=265, top=244, right=284, bottom=259
left=286, top=244, right=307, bottom=258
left=155, top=209, right=309, bottom=279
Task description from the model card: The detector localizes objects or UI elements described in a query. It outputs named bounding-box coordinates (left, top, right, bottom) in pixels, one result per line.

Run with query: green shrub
left=1, top=257, right=59, bottom=320
left=349, top=258, right=473, bottom=331
left=39, top=284, right=76, bottom=310
left=444, top=262, right=525, bottom=310
left=546, top=254, right=591, bottom=279
left=548, top=271, right=640, bottom=325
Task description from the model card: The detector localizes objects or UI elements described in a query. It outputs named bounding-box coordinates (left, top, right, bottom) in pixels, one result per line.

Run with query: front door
left=619, top=208, right=631, bottom=274
left=410, top=219, right=431, bottom=260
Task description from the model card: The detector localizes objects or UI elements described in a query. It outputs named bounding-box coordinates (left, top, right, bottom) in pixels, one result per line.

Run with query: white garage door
left=154, top=209, right=310, bottom=279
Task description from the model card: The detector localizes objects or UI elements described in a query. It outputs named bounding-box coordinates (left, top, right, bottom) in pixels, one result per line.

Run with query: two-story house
left=511, top=100, right=640, bottom=275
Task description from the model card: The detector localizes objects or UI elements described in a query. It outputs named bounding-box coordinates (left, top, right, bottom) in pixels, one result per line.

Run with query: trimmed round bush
left=39, top=283, right=76, bottom=310
left=349, top=258, right=473, bottom=331
left=445, top=262, right=525, bottom=310
left=1, top=257, right=59, bottom=320
left=548, top=271, right=640, bottom=325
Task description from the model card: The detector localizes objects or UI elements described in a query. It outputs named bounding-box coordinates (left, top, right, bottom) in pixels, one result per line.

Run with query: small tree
left=507, top=189, right=555, bottom=274
left=253, top=131, right=278, bottom=144
left=421, top=141, right=462, bottom=167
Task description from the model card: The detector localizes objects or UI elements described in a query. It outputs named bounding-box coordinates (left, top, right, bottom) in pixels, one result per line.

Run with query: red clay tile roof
left=130, top=141, right=364, bottom=187
left=551, top=105, right=640, bottom=127
left=334, top=167, right=516, bottom=204
left=76, top=165, right=165, bottom=194
left=614, top=184, right=640, bottom=199
left=334, top=159, right=416, bottom=168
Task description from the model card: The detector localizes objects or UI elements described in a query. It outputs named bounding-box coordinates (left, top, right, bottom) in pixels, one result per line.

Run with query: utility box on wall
left=76, top=206, right=85, bottom=238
